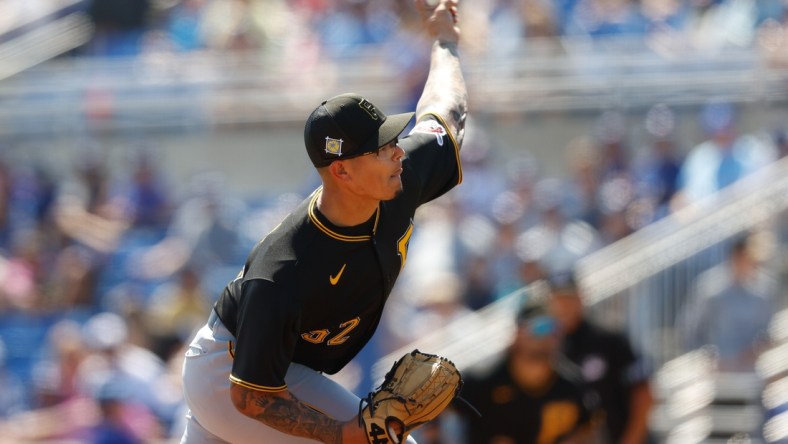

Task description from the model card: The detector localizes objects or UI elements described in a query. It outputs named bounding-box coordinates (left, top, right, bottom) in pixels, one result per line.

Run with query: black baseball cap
left=303, top=93, right=414, bottom=168
left=516, top=300, right=556, bottom=337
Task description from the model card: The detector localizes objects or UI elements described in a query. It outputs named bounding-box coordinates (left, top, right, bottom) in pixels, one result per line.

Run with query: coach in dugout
left=178, top=0, right=467, bottom=443
left=459, top=298, right=597, bottom=444
left=548, top=273, right=655, bottom=444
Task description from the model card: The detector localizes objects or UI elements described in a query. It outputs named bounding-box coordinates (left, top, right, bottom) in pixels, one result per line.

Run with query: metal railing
left=372, top=157, right=788, bottom=442
left=374, top=156, right=788, bottom=381
left=0, top=0, right=91, bottom=82
left=577, top=155, right=788, bottom=370
left=2, top=35, right=787, bottom=136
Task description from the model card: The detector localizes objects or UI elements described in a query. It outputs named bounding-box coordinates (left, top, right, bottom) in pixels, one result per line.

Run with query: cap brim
left=378, top=111, right=414, bottom=146
left=356, top=111, right=414, bottom=156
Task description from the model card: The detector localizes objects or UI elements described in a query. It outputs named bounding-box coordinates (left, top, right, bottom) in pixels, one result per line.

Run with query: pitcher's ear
left=329, top=160, right=349, bottom=180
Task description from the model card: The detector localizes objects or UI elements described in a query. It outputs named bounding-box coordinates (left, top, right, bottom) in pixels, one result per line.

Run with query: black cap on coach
left=304, top=93, right=414, bottom=168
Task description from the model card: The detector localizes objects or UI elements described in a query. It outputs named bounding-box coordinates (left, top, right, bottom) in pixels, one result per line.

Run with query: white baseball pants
left=179, top=311, right=417, bottom=444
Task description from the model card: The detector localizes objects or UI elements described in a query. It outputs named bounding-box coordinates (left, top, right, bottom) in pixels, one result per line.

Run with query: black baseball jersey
left=461, top=356, right=593, bottom=444
left=561, top=320, right=649, bottom=443
left=214, top=115, right=461, bottom=392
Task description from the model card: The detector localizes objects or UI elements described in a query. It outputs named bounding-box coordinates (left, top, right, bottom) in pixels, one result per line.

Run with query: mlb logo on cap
left=325, top=137, right=344, bottom=156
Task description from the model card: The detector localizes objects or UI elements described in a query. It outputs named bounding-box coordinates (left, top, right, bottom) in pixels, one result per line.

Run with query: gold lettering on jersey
left=327, top=317, right=360, bottom=346
left=329, top=264, right=347, bottom=286
left=300, top=318, right=361, bottom=346
left=301, top=329, right=329, bottom=344
left=537, top=401, right=579, bottom=444
left=396, top=220, right=414, bottom=271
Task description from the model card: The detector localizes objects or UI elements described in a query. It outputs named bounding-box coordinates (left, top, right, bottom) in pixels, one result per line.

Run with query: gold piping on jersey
left=229, top=375, right=288, bottom=393
left=308, top=188, right=379, bottom=242
left=419, top=112, right=463, bottom=185
left=396, top=220, right=414, bottom=271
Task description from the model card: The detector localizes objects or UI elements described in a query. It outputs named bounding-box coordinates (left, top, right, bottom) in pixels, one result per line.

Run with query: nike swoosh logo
left=329, top=264, right=347, bottom=286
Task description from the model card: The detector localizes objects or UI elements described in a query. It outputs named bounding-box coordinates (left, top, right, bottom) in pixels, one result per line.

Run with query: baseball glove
left=358, top=349, right=462, bottom=444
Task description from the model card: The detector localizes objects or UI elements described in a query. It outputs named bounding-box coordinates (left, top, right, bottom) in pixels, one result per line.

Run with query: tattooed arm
left=415, top=0, right=468, bottom=149
left=230, top=384, right=367, bottom=444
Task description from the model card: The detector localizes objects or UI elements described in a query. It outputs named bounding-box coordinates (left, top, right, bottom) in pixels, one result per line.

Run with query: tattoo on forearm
left=417, top=41, right=468, bottom=147
left=239, top=388, right=343, bottom=444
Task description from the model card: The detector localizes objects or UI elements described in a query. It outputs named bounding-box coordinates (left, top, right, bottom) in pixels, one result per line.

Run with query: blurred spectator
left=459, top=253, right=498, bottom=310
left=195, top=0, right=266, bottom=51
left=0, top=229, right=45, bottom=313
left=459, top=297, right=596, bottom=443
left=45, top=146, right=127, bottom=310
left=143, top=266, right=211, bottom=360
left=491, top=219, right=531, bottom=297
left=672, top=100, right=776, bottom=210
left=0, top=394, right=98, bottom=442
left=165, top=0, right=208, bottom=52
left=453, top=120, right=507, bottom=219
left=0, top=338, right=27, bottom=418
left=503, top=151, right=542, bottom=229
left=78, top=311, right=180, bottom=437
left=677, top=231, right=778, bottom=372
left=6, top=162, right=57, bottom=245
left=580, top=110, right=647, bottom=244
left=632, top=103, right=683, bottom=220
left=52, top=143, right=130, bottom=255
left=400, top=198, right=459, bottom=289
left=0, top=161, right=11, bottom=250
left=520, top=177, right=602, bottom=276
left=596, top=175, right=638, bottom=244
left=0, top=316, right=149, bottom=442
left=517, top=255, right=550, bottom=291
left=31, top=320, right=87, bottom=409
left=109, top=147, right=172, bottom=230
left=776, top=128, right=788, bottom=158
left=563, top=136, right=603, bottom=226
left=687, top=0, right=759, bottom=52
left=487, top=154, right=542, bottom=296
left=129, top=171, right=247, bottom=282
left=314, top=0, right=402, bottom=58
left=485, top=0, right=560, bottom=58
left=755, top=0, right=788, bottom=24
left=48, top=244, right=102, bottom=312
left=0, top=259, right=56, bottom=392
left=640, top=0, right=690, bottom=33
left=564, top=0, right=647, bottom=38
left=594, top=110, right=631, bottom=181
left=756, top=5, right=788, bottom=68
left=87, top=382, right=143, bottom=444
left=547, top=272, right=654, bottom=444
left=85, top=0, right=152, bottom=56
left=521, top=0, right=561, bottom=38
left=382, top=198, right=470, bottom=352
left=399, top=271, right=474, bottom=345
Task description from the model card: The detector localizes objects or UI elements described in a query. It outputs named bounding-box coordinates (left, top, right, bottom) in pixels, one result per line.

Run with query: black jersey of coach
left=214, top=116, right=461, bottom=392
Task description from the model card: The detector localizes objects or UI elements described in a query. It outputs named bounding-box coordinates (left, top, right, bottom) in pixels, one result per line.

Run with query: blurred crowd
left=0, top=100, right=784, bottom=443
left=0, top=0, right=787, bottom=443
left=3, top=0, right=788, bottom=59
left=79, top=0, right=788, bottom=62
